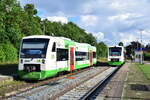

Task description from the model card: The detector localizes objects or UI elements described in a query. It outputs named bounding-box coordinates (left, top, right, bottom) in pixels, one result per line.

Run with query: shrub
left=0, top=43, right=18, bottom=63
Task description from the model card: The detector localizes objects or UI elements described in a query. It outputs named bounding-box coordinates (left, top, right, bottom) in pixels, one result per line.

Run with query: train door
left=90, top=50, right=93, bottom=66
left=69, top=47, right=74, bottom=71
left=51, top=42, right=56, bottom=69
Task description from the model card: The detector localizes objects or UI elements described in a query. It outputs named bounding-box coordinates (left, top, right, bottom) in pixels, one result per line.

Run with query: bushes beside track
left=144, top=52, right=150, bottom=61
left=0, top=43, right=17, bottom=63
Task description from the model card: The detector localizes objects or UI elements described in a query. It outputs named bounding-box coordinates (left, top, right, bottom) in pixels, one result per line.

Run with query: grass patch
left=138, top=64, right=150, bottom=79
left=0, top=62, right=18, bottom=65
left=144, top=52, right=150, bottom=57
left=123, top=63, right=150, bottom=100
left=98, top=57, right=107, bottom=62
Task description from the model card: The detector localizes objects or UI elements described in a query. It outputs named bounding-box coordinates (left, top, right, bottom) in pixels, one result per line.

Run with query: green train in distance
left=108, top=46, right=125, bottom=66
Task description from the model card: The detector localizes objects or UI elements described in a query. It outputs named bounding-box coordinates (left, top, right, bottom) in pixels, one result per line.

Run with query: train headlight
left=20, top=59, right=23, bottom=63
left=42, top=59, right=45, bottom=64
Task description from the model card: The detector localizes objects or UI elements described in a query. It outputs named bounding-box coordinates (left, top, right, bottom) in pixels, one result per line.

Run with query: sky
left=19, top=0, right=150, bottom=46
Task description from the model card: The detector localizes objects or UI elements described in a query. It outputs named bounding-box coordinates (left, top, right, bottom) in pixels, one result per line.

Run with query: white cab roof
left=23, top=35, right=52, bottom=39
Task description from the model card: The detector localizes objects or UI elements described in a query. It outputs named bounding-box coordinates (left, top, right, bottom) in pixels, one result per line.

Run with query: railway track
left=57, top=66, right=120, bottom=100
left=5, top=66, right=109, bottom=100
left=3, top=66, right=98, bottom=99
left=81, top=67, right=119, bottom=100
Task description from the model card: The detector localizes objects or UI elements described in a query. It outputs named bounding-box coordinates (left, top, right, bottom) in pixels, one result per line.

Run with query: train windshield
left=109, top=47, right=122, bottom=56
left=20, top=38, right=49, bottom=58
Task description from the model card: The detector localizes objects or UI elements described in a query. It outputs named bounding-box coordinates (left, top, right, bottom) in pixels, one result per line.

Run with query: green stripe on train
left=108, top=61, right=124, bottom=66
left=18, top=67, right=68, bottom=80
left=75, top=63, right=90, bottom=69
left=18, top=62, right=97, bottom=80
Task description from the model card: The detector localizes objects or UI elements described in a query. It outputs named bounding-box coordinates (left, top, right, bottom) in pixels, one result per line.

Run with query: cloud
left=80, top=15, right=98, bottom=26
left=46, top=16, right=68, bottom=24
left=18, top=0, right=150, bottom=45
left=138, top=30, right=150, bottom=44
left=108, top=13, right=143, bottom=21
left=119, top=33, right=137, bottom=45
left=119, top=31, right=150, bottom=46
left=93, top=32, right=104, bottom=42
left=139, top=30, right=150, bottom=37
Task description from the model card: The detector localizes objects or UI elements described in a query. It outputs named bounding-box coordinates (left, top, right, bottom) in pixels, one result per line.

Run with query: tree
left=24, top=4, right=37, bottom=15
left=96, top=42, right=107, bottom=58
left=22, top=4, right=43, bottom=36
left=3, top=0, right=23, bottom=48
left=125, top=41, right=142, bottom=58
left=146, top=43, right=150, bottom=49
left=0, top=1, right=7, bottom=43
left=118, top=42, right=124, bottom=46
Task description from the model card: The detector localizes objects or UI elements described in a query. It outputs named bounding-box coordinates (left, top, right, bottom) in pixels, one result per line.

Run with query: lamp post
left=139, top=29, right=144, bottom=64
left=140, top=29, right=143, bottom=43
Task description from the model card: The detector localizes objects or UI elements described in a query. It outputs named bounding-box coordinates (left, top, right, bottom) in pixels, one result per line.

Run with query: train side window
left=86, top=52, right=89, bottom=60
left=52, top=42, right=56, bottom=52
left=93, top=52, right=96, bottom=58
left=75, top=51, right=87, bottom=61
left=57, top=48, right=68, bottom=61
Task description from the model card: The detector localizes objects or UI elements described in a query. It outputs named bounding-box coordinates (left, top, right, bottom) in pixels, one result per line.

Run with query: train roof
left=23, top=35, right=72, bottom=41
left=108, top=46, right=124, bottom=48
left=22, top=35, right=52, bottom=39
left=22, top=35, right=96, bottom=48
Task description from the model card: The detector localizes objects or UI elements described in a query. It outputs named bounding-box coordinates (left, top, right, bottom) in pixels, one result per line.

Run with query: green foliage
left=0, top=43, right=17, bottom=62
left=118, top=42, right=124, bottom=46
left=42, top=20, right=97, bottom=46
left=144, top=52, right=150, bottom=61
left=0, top=46, right=6, bottom=62
left=144, top=52, right=150, bottom=57
left=24, top=4, right=37, bottom=15
left=126, top=41, right=141, bottom=57
left=96, top=42, right=107, bottom=58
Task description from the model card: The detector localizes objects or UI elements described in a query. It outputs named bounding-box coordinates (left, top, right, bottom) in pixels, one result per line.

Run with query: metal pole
left=140, top=29, right=143, bottom=43
left=139, top=29, right=143, bottom=64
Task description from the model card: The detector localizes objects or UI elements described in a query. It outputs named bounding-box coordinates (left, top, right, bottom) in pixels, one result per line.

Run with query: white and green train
left=108, top=46, right=125, bottom=66
left=18, top=35, right=97, bottom=80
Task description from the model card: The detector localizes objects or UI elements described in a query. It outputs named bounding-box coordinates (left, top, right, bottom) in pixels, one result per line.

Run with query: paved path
left=95, top=63, right=130, bottom=100
left=145, top=61, right=150, bottom=65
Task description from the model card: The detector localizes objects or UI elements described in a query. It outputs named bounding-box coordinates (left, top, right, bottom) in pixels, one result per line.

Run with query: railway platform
left=0, top=63, right=17, bottom=82
left=145, top=61, right=150, bottom=65
left=0, top=75, right=13, bottom=82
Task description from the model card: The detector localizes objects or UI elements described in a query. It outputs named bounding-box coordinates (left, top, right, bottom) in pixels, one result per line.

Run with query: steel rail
left=80, top=66, right=120, bottom=100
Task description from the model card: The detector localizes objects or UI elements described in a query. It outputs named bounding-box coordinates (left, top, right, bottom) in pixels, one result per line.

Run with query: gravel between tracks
left=6, top=66, right=108, bottom=100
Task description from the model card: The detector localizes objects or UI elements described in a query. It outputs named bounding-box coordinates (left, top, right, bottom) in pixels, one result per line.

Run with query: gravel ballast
left=6, top=66, right=108, bottom=100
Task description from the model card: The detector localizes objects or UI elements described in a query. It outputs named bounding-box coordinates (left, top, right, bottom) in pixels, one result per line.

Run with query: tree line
left=0, top=0, right=107, bottom=63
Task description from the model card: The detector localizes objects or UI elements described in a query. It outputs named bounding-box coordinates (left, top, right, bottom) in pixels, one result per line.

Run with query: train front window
left=20, top=38, right=49, bottom=58
left=109, top=47, right=122, bottom=56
